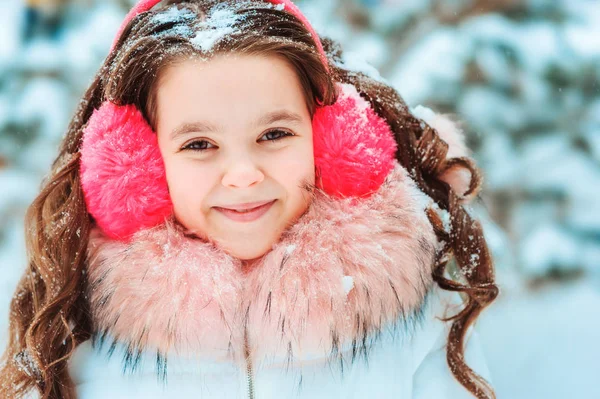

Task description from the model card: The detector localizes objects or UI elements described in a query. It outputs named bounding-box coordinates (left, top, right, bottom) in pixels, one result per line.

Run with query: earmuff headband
left=111, top=0, right=330, bottom=72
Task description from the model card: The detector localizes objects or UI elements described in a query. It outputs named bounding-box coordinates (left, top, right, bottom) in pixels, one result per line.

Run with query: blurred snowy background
left=0, top=0, right=598, bottom=397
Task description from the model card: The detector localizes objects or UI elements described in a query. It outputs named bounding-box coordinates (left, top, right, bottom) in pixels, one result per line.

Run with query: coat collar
left=86, top=161, right=437, bottom=370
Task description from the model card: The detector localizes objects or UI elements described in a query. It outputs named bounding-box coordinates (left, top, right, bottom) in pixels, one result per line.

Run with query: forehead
left=155, top=54, right=310, bottom=130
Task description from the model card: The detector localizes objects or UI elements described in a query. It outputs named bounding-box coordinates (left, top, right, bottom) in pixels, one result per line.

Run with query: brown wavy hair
left=0, top=0, right=498, bottom=398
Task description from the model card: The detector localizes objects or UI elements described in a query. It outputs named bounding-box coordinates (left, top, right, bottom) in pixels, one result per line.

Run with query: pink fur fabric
left=86, top=161, right=436, bottom=364
left=412, top=105, right=475, bottom=200
left=79, top=102, right=173, bottom=240
left=312, top=83, right=398, bottom=199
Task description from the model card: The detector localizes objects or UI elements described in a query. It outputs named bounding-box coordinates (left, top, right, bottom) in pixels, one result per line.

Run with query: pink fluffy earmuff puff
left=79, top=102, right=173, bottom=240
left=313, top=83, right=397, bottom=198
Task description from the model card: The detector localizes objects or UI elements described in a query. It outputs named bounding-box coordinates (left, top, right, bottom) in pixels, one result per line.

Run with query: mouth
left=213, top=200, right=276, bottom=222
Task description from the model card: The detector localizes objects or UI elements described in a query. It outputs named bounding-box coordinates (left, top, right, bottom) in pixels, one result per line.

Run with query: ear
left=312, top=83, right=398, bottom=199
left=412, top=105, right=477, bottom=202
left=79, top=102, right=173, bottom=240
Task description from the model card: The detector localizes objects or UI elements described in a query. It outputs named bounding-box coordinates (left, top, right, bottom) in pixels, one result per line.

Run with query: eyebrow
left=170, top=110, right=305, bottom=140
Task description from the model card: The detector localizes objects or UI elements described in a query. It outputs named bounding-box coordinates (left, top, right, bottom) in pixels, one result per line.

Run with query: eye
left=259, top=129, right=295, bottom=142
left=182, top=140, right=216, bottom=152
left=182, top=130, right=294, bottom=152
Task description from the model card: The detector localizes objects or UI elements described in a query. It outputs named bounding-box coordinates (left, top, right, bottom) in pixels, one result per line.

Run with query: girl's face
left=156, top=54, right=315, bottom=262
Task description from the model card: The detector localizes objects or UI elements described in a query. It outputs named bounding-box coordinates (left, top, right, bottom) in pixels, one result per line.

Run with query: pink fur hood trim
left=86, top=161, right=437, bottom=366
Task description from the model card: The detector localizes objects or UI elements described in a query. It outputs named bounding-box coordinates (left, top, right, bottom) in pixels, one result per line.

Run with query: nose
left=221, top=154, right=265, bottom=188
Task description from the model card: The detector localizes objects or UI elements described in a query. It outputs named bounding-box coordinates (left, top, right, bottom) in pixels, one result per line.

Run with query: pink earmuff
left=81, top=0, right=397, bottom=241
left=79, top=103, right=173, bottom=240
left=313, top=83, right=397, bottom=198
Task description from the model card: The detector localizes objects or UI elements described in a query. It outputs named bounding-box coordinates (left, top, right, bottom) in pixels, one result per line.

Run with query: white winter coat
left=68, top=285, right=492, bottom=398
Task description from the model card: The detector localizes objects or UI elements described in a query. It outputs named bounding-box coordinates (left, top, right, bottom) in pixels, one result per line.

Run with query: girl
left=0, top=0, right=499, bottom=398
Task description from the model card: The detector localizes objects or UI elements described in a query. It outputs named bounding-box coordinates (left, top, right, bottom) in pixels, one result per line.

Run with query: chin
left=227, top=250, right=268, bottom=262
left=228, top=245, right=270, bottom=261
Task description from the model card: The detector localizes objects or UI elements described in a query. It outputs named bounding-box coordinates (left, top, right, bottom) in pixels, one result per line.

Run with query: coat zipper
left=244, top=327, right=255, bottom=399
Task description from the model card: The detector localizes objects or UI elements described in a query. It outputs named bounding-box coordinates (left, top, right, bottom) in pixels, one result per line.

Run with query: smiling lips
left=214, top=200, right=276, bottom=222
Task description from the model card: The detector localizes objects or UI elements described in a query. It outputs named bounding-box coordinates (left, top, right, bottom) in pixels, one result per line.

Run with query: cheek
left=273, top=143, right=315, bottom=201
left=163, top=158, right=213, bottom=216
